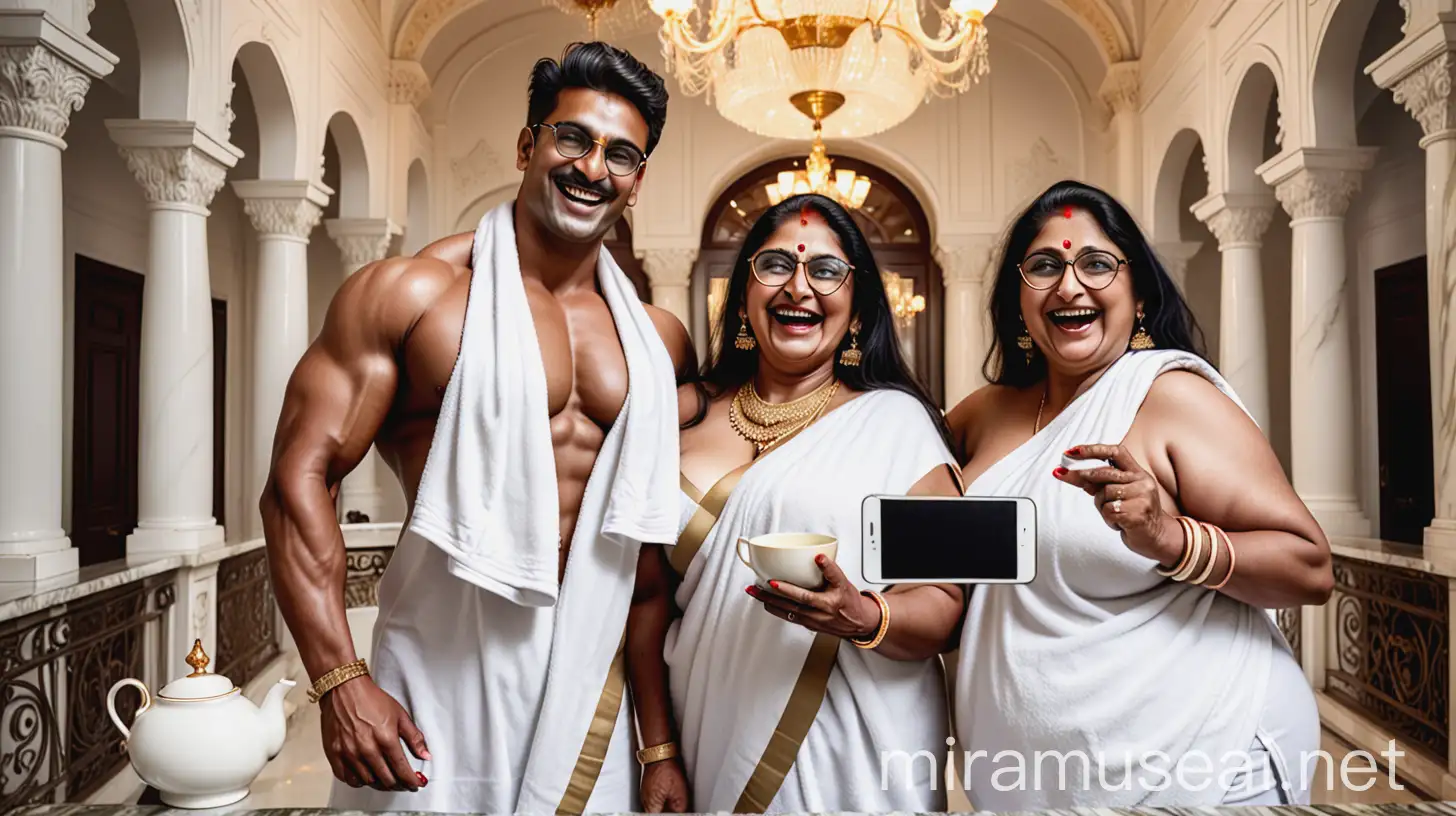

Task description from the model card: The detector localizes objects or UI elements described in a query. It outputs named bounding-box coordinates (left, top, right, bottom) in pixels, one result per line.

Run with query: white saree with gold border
left=666, top=389, right=957, bottom=813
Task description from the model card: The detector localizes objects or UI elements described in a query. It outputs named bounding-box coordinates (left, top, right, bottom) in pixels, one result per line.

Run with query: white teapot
left=107, top=639, right=296, bottom=809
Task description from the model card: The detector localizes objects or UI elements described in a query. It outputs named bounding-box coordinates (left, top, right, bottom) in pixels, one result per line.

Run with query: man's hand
left=640, top=758, right=690, bottom=813
left=321, top=678, right=431, bottom=792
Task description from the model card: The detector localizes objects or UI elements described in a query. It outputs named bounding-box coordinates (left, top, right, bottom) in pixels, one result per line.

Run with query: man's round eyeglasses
left=532, top=122, right=646, bottom=177
left=750, top=249, right=854, bottom=296
left=1018, top=249, right=1126, bottom=291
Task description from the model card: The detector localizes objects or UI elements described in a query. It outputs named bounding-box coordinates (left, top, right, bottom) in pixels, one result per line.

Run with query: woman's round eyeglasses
left=532, top=122, right=646, bottom=176
left=750, top=249, right=854, bottom=296
left=1018, top=249, right=1126, bottom=291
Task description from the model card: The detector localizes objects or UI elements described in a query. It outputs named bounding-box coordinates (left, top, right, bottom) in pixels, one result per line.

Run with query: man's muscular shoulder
left=644, top=304, right=695, bottom=382
left=324, top=255, right=464, bottom=349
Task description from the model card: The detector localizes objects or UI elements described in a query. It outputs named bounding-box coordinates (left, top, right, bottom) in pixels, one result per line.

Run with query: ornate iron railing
left=0, top=572, right=176, bottom=808
left=215, top=549, right=280, bottom=689
left=345, top=548, right=394, bottom=609
left=1325, top=555, right=1449, bottom=762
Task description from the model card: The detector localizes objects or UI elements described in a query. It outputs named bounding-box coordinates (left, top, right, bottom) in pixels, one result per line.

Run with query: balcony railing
left=0, top=571, right=176, bottom=808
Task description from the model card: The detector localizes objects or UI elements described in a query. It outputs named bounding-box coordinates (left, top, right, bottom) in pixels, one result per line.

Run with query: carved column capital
left=388, top=60, right=432, bottom=108
left=1258, top=148, right=1376, bottom=221
left=1191, top=193, right=1278, bottom=249
left=232, top=180, right=331, bottom=240
left=1392, top=52, right=1456, bottom=139
left=1098, top=60, right=1141, bottom=116
left=326, top=218, right=401, bottom=270
left=0, top=44, right=91, bottom=139
left=638, top=247, right=698, bottom=286
left=935, top=242, right=994, bottom=285
left=121, top=146, right=231, bottom=208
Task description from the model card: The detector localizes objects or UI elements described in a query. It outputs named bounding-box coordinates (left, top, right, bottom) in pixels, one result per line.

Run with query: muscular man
left=260, top=42, right=692, bottom=813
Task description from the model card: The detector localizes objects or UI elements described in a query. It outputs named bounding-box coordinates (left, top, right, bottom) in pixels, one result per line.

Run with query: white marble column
left=1260, top=148, right=1377, bottom=536
left=325, top=217, right=399, bottom=523
left=232, top=180, right=329, bottom=537
left=108, top=121, right=240, bottom=553
left=639, top=247, right=697, bottom=329
left=1375, top=43, right=1456, bottom=551
left=936, top=241, right=994, bottom=408
left=1099, top=61, right=1142, bottom=208
left=0, top=30, right=114, bottom=580
left=1192, top=193, right=1277, bottom=432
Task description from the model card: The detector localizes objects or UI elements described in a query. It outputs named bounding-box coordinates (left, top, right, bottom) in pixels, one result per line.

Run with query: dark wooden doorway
left=72, top=257, right=143, bottom=566
left=213, top=298, right=227, bottom=528
left=1374, top=257, right=1435, bottom=545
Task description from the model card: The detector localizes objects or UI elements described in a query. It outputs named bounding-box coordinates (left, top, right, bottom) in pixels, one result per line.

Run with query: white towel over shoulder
left=406, top=201, right=680, bottom=606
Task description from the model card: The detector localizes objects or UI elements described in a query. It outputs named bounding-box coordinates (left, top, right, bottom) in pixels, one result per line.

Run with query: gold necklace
left=730, top=377, right=839, bottom=454
left=1034, top=387, right=1048, bottom=434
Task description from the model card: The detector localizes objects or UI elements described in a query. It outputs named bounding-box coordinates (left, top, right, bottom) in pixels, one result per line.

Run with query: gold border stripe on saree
left=733, top=632, right=842, bottom=813
left=556, top=633, right=628, bottom=815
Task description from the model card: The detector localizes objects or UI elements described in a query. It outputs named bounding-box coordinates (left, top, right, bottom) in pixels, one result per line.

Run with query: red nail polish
left=417, top=772, right=427, bottom=785
left=768, top=580, right=780, bottom=589
left=815, top=554, right=826, bottom=565
left=1067, top=447, right=1080, bottom=456
left=1053, top=467, right=1068, bottom=477
left=745, top=586, right=756, bottom=596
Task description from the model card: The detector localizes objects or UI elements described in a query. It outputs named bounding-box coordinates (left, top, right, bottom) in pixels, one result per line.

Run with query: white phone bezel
left=860, top=494, right=1037, bottom=584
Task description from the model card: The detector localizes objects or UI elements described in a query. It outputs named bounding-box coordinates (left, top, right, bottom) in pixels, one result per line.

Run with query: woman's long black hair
left=685, top=193, right=951, bottom=446
left=983, top=180, right=1210, bottom=387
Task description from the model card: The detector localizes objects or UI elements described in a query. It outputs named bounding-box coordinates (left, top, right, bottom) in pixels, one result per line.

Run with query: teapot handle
left=107, top=678, right=151, bottom=739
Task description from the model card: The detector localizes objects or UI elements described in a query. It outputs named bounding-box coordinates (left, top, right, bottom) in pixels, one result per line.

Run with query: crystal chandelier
left=541, top=0, right=645, bottom=39
left=882, top=270, right=925, bottom=326
left=765, top=96, right=872, bottom=208
left=647, top=0, right=997, bottom=140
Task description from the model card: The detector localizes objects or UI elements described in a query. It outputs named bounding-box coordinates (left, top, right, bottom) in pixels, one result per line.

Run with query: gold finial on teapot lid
left=185, top=639, right=211, bottom=676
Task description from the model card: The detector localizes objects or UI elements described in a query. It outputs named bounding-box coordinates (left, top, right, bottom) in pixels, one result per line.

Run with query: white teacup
left=736, top=533, right=839, bottom=589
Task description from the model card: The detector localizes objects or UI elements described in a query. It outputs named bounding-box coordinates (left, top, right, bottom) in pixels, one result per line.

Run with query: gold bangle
left=1156, top=516, right=1195, bottom=577
left=308, top=659, right=369, bottom=703
left=1207, top=527, right=1237, bottom=590
left=1192, top=522, right=1222, bottom=585
left=636, top=742, right=679, bottom=765
left=851, top=590, right=890, bottom=650
left=1171, top=517, right=1206, bottom=583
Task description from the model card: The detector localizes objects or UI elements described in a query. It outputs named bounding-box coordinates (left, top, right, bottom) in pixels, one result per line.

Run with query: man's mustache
left=550, top=167, right=617, bottom=202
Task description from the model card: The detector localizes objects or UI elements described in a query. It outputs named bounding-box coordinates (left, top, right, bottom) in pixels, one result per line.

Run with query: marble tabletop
left=11, top=804, right=1456, bottom=816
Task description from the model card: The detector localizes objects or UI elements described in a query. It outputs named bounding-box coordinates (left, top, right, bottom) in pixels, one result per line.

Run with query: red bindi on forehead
left=798, top=243, right=805, bottom=253
left=1063, top=207, right=1074, bottom=219
left=1063, top=239, right=1072, bottom=249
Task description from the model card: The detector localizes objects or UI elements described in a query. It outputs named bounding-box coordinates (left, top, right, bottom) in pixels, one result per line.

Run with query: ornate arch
left=1059, top=0, right=1136, bottom=64
left=1223, top=49, right=1286, bottom=193
left=228, top=39, right=299, bottom=180
left=324, top=111, right=371, bottom=218
left=1152, top=128, right=1207, bottom=242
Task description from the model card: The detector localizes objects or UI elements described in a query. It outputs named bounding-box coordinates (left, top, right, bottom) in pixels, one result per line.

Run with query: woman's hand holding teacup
left=746, top=555, right=882, bottom=639
left=1054, top=443, right=1181, bottom=566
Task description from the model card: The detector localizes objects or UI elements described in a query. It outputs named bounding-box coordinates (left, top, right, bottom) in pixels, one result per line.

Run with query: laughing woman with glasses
left=946, top=180, right=1331, bottom=808
left=658, top=193, right=965, bottom=813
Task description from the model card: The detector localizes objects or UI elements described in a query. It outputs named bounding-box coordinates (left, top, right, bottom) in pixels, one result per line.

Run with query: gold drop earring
left=1129, top=308, right=1155, bottom=350
left=840, top=323, right=862, bottom=367
left=735, top=311, right=756, bottom=351
left=1016, top=316, right=1035, bottom=364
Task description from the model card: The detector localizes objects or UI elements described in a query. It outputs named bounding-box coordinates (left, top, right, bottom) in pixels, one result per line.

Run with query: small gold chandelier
left=647, top=0, right=998, bottom=140
left=765, top=91, right=871, bottom=208
left=541, top=0, right=641, bottom=39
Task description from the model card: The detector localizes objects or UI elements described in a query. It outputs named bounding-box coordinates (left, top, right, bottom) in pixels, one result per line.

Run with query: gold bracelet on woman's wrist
left=308, top=659, right=369, bottom=703
left=851, top=590, right=890, bottom=649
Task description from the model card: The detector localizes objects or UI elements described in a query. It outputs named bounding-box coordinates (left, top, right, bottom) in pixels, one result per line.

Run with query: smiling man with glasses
left=262, top=42, right=695, bottom=815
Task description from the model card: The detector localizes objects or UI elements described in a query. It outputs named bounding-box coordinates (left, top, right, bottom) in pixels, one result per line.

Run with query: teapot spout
left=259, top=678, right=297, bottom=759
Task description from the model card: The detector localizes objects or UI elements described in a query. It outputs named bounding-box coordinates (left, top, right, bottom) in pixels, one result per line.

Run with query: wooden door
left=1374, top=258, right=1435, bottom=545
left=213, top=298, right=227, bottom=529
left=71, top=257, right=142, bottom=566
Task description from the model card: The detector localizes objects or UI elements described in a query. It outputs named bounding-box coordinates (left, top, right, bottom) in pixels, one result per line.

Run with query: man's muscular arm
left=260, top=256, right=453, bottom=793
left=627, top=311, right=694, bottom=811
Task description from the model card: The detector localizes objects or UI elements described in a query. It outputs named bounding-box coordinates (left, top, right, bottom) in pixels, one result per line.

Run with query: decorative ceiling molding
left=1059, top=0, right=1135, bottom=64
left=393, top=0, right=479, bottom=60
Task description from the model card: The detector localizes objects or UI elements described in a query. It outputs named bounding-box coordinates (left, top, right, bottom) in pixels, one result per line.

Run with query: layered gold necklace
left=730, top=377, right=839, bottom=455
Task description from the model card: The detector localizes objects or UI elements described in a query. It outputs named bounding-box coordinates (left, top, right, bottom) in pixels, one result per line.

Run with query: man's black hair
left=527, top=42, right=669, bottom=156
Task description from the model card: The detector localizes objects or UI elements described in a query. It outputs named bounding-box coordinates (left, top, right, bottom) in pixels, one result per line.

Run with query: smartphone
left=861, top=495, right=1037, bottom=584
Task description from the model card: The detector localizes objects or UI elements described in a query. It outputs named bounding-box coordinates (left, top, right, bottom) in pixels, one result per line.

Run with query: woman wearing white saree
left=948, top=181, right=1333, bottom=809
left=657, top=193, right=964, bottom=813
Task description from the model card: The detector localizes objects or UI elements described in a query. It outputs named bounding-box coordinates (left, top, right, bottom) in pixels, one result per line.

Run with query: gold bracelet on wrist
left=851, top=590, right=890, bottom=650
left=636, top=742, right=679, bottom=765
left=308, top=659, right=369, bottom=703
